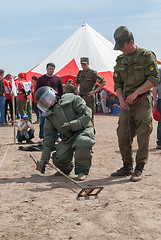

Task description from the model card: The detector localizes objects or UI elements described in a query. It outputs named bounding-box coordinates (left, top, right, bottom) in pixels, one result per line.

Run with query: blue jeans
left=38, top=109, right=45, bottom=139
left=0, top=95, right=6, bottom=124
left=38, top=109, right=60, bottom=140
left=33, top=103, right=39, bottom=121
left=17, top=129, right=35, bottom=142
left=157, top=99, right=161, bottom=145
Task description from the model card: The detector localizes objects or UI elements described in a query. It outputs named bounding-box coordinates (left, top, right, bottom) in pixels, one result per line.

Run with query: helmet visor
left=37, top=90, right=56, bottom=113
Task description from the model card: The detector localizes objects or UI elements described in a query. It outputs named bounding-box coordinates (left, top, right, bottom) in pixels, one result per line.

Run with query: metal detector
left=30, top=154, right=104, bottom=199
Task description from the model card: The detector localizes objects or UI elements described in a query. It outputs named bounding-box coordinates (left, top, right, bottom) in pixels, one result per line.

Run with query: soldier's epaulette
left=116, top=54, right=123, bottom=62
left=141, top=50, right=151, bottom=56
left=78, top=70, right=83, bottom=76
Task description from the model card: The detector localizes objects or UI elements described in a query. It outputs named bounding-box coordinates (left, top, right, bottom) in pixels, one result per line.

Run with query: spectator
left=13, top=76, right=20, bottom=120
left=25, top=74, right=33, bottom=123
left=107, top=94, right=120, bottom=113
left=100, top=89, right=108, bottom=114
left=4, top=74, right=13, bottom=125
left=36, top=62, right=63, bottom=141
left=0, top=69, right=11, bottom=126
left=31, top=76, right=39, bottom=124
left=75, top=57, right=106, bottom=124
left=17, top=73, right=28, bottom=116
left=65, top=79, right=76, bottom=94
left=152, top=68, right=161, bottom=149
left=17, top=113, right=35, bottom=144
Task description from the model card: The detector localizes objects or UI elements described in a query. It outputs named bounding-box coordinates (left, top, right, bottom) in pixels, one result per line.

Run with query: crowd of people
left=0, top=71, right=38, bottom=127
left=95, top=89, right=120, bottom=114
left=0, top=25, right=160, bottom=182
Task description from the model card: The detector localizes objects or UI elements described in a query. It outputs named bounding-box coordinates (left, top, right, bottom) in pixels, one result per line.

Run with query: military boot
left=130, top=162, right=145, bottom=182
left=111, top=162, right=133, bottom=177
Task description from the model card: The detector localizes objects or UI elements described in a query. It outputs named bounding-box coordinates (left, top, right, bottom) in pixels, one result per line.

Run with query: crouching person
left=17, top=113, right=35, bottom=144
left=35, top=86, right=96, bottom=181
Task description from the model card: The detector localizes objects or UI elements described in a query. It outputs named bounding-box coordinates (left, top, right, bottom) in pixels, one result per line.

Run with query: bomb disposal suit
left=35, top=86, right=96, bottom=175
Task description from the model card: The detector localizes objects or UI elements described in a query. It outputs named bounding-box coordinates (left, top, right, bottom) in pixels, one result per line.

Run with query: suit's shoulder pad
left=60, top=93, right=75, bottom=106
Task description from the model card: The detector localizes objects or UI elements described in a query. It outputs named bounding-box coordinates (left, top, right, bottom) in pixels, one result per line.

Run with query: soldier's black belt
left=133, top=91, right=150, bottom=103
left=125, top=91, right=150, bottom=104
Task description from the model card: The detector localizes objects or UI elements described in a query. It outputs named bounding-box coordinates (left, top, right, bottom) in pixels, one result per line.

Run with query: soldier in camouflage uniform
left=75, top=57, right=106, bottom=123
left=65, top=79, right=76, bottom=94
left=35, top=86, right=95, bottom=181
left=111, top=26, right=159, bottom=182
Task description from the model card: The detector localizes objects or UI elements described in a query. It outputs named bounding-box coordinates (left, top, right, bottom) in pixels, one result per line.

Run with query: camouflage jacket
left=113, top=47, right=159, bottom=97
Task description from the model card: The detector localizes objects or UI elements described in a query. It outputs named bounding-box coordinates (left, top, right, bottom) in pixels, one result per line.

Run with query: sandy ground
left=0, top=114, right=161, bottom=240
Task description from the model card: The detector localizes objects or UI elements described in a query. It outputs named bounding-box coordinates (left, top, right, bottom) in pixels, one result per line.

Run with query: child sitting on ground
left=17, top=113, right=35, bottom=144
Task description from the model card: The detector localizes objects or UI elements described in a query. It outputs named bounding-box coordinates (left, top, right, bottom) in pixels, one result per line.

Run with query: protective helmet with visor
left=35, top=86, right=57, bottom=113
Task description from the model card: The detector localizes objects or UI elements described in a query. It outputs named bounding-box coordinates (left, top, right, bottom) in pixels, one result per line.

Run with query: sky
left=0, top=0, right=161, bottom=76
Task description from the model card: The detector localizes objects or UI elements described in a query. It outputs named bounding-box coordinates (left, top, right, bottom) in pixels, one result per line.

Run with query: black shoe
left=111, top=164, right=133, bottom=177
left=18, top=140, right=22, bottom=144
left=54, top=171, right=70, bottom=176
left=156, top=144, right=161, bottom=149
left=130, top=170, right=142, bottom=182
left=26, top=139, right=34, bottom=144
left=130, top=162, right=145, bottom=182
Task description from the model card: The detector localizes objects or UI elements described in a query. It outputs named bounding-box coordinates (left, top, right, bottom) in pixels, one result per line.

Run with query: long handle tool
left=30, top=154, right=104, bottom=198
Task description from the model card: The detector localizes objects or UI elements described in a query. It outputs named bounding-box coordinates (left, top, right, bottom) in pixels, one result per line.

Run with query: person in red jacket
left=14, top=76, right=20, bottom=119
left=17, top=73, right=33, bottom=122
left=31, top=76, right=39, bottom=124
left=4, top=74, right=13, bottom=125
left=0, top=69, right=11, bottom=126
left=24, top=74, right=33, bottom=123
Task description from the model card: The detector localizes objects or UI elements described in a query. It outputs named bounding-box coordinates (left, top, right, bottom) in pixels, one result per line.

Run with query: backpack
left=0, top=78, right=5, bottom=95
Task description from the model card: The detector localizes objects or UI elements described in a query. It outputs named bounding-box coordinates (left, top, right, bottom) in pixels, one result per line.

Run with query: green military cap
left=114, top=26, right=132, bottom=50
left=67, top=79, right=73, bottom=83
left=80, top=57, right=89, bottom=64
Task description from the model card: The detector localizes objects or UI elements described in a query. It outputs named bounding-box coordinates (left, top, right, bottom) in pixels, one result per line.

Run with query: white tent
left=27, top=23, right=121, bottom=94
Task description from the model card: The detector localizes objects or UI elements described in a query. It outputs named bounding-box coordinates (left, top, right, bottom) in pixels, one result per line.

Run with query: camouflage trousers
left=27, top=99, right=32, bottom=123
left=52, top=127, right=96, bottom=175
left=18, top=100, right=27, bottom=116
left=82, top=95, right=95, bottom=125
left=117, top=93, right=153, bottom=165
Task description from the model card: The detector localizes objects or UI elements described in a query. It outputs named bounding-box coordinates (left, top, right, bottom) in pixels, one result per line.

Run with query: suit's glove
left=36, top=159, right=48, bottom=174
left=61, top=122, right=72, bottom=132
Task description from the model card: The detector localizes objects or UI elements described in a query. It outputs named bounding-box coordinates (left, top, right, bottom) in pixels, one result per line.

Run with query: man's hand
left=125, top=92, right=138, bottom=104
left=86, top=90, right=95, bottom=98
left=120, top=100, right=130, bottom=110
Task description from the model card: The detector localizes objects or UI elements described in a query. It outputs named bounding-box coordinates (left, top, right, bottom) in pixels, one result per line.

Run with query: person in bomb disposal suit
left=75, top=57, right=106, bottom=123
left=111, top=26, right=159, bottom=182
left=35, top=86, right=96, bottom=181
